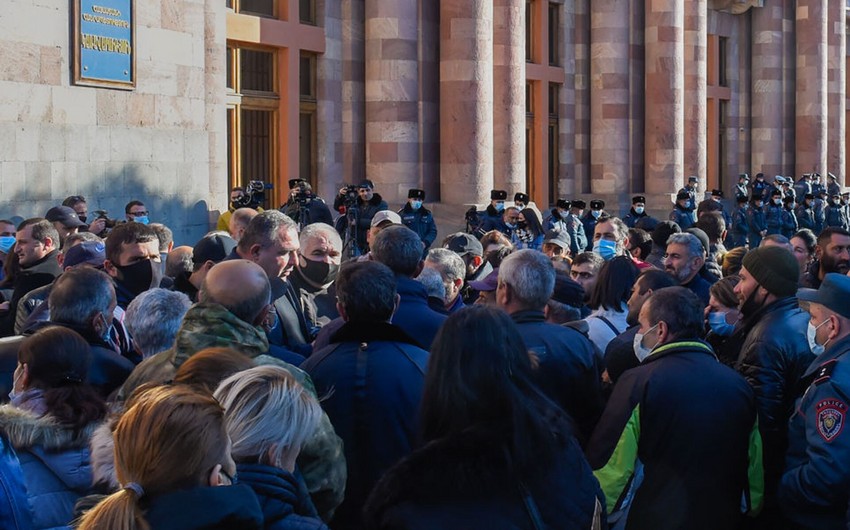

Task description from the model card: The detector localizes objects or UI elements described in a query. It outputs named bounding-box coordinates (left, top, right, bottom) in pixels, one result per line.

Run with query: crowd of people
left=0, top=172, right=848, bottom=529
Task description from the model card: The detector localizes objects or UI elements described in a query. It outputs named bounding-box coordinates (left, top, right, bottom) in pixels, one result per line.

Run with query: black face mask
left=114, top=259, right=161, bottom=297
left=299, top=258, right=339, bottom=286
left=517, top=220, right=528, bottom=229
left=78, top=215, right=87, bottom=223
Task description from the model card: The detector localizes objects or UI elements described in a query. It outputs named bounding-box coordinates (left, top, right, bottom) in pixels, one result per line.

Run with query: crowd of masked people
left=0, top=170, right=848, bottom=530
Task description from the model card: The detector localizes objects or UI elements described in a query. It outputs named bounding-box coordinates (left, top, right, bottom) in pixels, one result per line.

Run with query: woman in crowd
left=790, top=228, right=817, bottom=283
left=584, top=255, right=640, bottom=354
left=363, top=305, right=604, bottom=529
left=512, top=208, right=545, bottom=251
left=0, top=326, right=106, bottom=530
left=215, top=365, right=328, bottom=530
left=77, top=384, right=263, bottom=530
left=704, top=275, right=743, bottom=367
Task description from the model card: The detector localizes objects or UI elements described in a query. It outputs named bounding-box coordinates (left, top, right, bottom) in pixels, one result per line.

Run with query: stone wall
left=0, top=0, right=226, bottom=245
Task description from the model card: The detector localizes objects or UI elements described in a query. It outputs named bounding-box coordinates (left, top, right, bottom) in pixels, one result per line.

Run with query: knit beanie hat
left=742, top=246, right=800, bottom=297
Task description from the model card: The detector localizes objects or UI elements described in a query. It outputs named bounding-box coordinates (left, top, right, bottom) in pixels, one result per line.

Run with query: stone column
left=750, top=3, right=785, bottom=177
left=439, top=0, right=494, bottom=204
left=493, top=0, right=525, bottom=193
left=644, top=0, right=684, bottom=196
left=341, top=0, right=365, bottom=185
left=795, top=0, right=828, bottom=177
left=827, top=0, right=845, bottom=184
left=364, top=0, right=419, bottom=204
left=316, top=0, right=344, bottom=201
left=574, top=0, right=591, bottom=194
left=205, top=0, right=228, bottom=209
left=589, top=0, right=630, bottom=195
left=782, top=0, right=796, bottom=172
left=683, top=0, right=706, bottom=186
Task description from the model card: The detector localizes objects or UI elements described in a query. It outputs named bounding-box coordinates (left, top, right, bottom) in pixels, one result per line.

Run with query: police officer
left=825, top=192, right=847, bottom=230
left=747, top=195, right=767, bottom=248
left=779, top=273, right=850, bottom=528
left=513, top=192, right=529, bottom=210
left=670, top=191, right=695, bottom=230
left=811, top=173, right=825, bottom=197
left=796, top=193, right=816, bottom=232
left=622, top=195, right=649, bottom=228
left=734, top=173, right=750, bottom=200
left=793, top=174, right=812, bottom=201
left=827, top=172, right=841, bottom=198
left=813, top=190, right=828, bottom=234
left=581, top=199, right=605, bottom=251
left=566, top=200, right=589, bottom=255
left=727, top=195, right=750, bottom=249
left=698, top=189, right=732, bottom=229
left=765, top=189, right=785, bottom=235
left=398, top=188, right=437, bottom=253
left=781, top=195, right=798, bottom=239
left=474, top=189, right=509, bottom=238
left=677, top=176, right=699, bottom=219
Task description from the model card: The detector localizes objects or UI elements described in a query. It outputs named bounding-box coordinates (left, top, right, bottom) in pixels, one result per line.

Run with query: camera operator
left=62, top=195, right=107, bottom=236
left=334, top=179, right=388, bottom=256
left=217, top=186, right=265, bottom=232
left=281, top=178, right=333, bottom=229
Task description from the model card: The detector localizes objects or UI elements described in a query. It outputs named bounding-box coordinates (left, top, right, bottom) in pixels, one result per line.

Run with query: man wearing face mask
left=473, top=189, right=509, bottom=238
left=398, top=188, right=437, bottom=254
left=779, top=273, right=850, bottom=528
left=622, top=196, right=649, bottom=228
left=591, top=215, right=628, bottom=262
left=289, top=223, right=342, bottom=332
left=103, top=222, right=162, bottom=310
left=677, top=175, right=699, bottom=216
left=765, top=189, right=785, bottom=236
left=726, top=246, right=814, bottom=526
left=825, top=192, right=848, bottom=230
left=581, top=200, right=606, bottom=250
left=669, top=191, right=696, bottom=230
left=217, top=187, right=265, bottom=232
left=587, top=287, right=762, bottom=529
left=567, top=200, right=589, bottom=255
left=124, top=200, right=150, bottom=225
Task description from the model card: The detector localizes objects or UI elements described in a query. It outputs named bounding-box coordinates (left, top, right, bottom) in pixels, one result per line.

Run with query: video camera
left=341, top=185, right=359, bottom=208
left=233, top=180, right=273, bottom=209
left=93, top=210, right=120, bottom=229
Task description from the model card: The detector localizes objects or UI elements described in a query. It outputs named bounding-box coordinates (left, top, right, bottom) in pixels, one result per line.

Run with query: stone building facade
left=0, top=0, right=847, bottom=239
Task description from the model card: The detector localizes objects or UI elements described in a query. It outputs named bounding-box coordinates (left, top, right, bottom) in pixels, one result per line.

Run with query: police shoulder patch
left=813, top=359, right=839, bottom=386
left=816, top=398, right=847, bottom=442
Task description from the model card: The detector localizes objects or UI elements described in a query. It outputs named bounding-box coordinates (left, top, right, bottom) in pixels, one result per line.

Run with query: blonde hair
left=214, top=365, right=321, bottom=468
left=77, top=385, right=230, bottom=530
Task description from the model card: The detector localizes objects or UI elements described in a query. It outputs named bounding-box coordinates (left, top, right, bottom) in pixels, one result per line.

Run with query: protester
left=289, top=223, right=342, bottom=331
left=512, top=207, right=545, bottom=250
left=423, top=248, right=467, bottom=314
left=703, top=275, right=742, bottom=367
left=789, top=228, right=817, bottom=283
left=103, top=222, right=162, bottom=310
left=584, top=256, right=639, bottom=354
left=801, top=226, right=850, bottom=289
left=124, top=288, right=192, bottom=360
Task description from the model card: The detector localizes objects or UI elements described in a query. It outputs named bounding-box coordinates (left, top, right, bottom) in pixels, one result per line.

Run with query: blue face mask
left=0, top=236, right=15, bottom=254
left=591, top=210, right=602, bottom=219
left=494, top=202, right=505, bottom=212
left=708, top=311, right=736, bottom=337
left=592, top=239, right=618, bottom=260
left=410, top=200, right=422, bottom=210
left=133, top=216, right=150, bottom=225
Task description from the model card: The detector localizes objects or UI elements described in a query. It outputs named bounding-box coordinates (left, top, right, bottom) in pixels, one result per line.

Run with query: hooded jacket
left=0, top=406, right=98, bottom=530
left=237, top=463, right=329, bottom=530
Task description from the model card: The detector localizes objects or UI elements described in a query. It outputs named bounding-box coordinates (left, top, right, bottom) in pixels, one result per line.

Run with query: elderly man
left=103, top=222, right=162, bottom=309
left=497, top=249, right=603, bottom=444
left=725, top=246, right=814, bottom=526
left=230, top=210, right=312, bottom=355
left=778, top=274, right=850, bottom=528
left=443, top=232, right=493, bottom=303
left=801, top=227, right=850, bottom=289
left=124, top=288, right=192, bottom=360
left=290, top=223, right=342, bottom=331
left=663, top=232, right=711, bottom=306
left=424, top=248, right=467, bottom=314
left=0, top=219, right=62, bottom=337
left=587, top=287, right=761, bottom=529
left=303, top=261, right=428, bottom=530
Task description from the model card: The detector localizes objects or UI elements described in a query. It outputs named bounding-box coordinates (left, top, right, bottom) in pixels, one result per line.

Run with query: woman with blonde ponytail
left=77, top=384, right=264, bottom=530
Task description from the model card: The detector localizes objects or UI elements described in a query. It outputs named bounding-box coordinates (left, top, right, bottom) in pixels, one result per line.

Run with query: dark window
left=548, top=3, right=560, bottom=66
left=240, top=0, right=275, bottom=18
left=526, top=0, right=534, bottom=62
left=240, top=49, right=275, bottom=93
left=299, top=112, right=316, bottom=184
left=299, top=53, right=316, bottom=100
left=300, top=0, right=316, bottom=24
left=718, top=37, right=729, bottom=87
left=240, top=109, right=274, bottom=208
left=226, top=47, right=234, bottom=91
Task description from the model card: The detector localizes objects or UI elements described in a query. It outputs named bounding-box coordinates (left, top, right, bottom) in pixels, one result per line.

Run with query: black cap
left=632, top=196, right=645, bottom=205
left=711, top=189, right=723, bottom=197
left=736, top=195, right=750, bottom=203
left=751, top=195, right=764, bottom=204
left=770, top=189, right=782, bottom=197
left=590, top=199, right=605, bottom=210
left=676, top=191, right=691, bottom=201
left=358, top=179, right=375, bottom=189
left=490, top=190, right=508, bottom=201
left=445, top=233, right=483, bottom=257
left=651, top=221, right=682, bottom=247
left=798, top=273, right=850, bottom=319
left=756, top=173, right=765, bottom=179
left=408, top=188, right=425, bottom=200
left=45, top=206, right=87, bottom=228
left=514, top=192, right=529, bottom=203
left=783, top=195, right=795, bottom=204
left=571, top=200, right=587, bottom=209
left=805, top=193, right=815, bottom=200
left=556, top=199, right=570, bottom=209
left=688, top=176, right=698, bottom=182
left=193, top=233, right=237, bottom=265
left=288, top=178, right=305, bottom=189
left=551, top=270, right=585, bottom=307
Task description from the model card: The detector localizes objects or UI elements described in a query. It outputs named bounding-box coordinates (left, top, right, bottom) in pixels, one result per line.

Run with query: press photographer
left=281, top=178, right=333, bottom=229
left=333, top=179, right=388, bottom=257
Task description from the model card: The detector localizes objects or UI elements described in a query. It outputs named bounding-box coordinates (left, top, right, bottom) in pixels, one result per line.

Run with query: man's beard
left=739, top=287, right=766, bottom=317
left=821, top=252, right=850, bottom=275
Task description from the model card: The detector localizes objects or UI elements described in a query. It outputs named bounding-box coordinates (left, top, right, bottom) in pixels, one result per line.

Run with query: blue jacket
left=510, top=310, right=604, bottom=445
left=796, top=204, right=816, bottom=231
left=474, top=205, right=509, bottom=238
left=581, top=212, right=603, bottom=251
left=0, top=407, right=97, bottom=530
left=236, top=463, right=329, bottom=530
left=302, top=322, right=428, bottom=530
left=143, top=484, right=264, bottom=530
left=392, top=276, right=447, bottom=350
left=747, top=206, right=767, bottom=247
left=779, top=334, right=850, bottom=529
left=728, top=206, right=749, bottom=249
left=765, top=203, right=784, bottom=235
left=0, top=435, right=33, bottom=530
left=781, top=208, right=798, bottom=239
left=622, top=208, right=648, bottom=228
left=669, top=206, right=695, bottom=230
left=398, top=204, right=437, bottom=251
left=826, top=203, right=848, bottom=230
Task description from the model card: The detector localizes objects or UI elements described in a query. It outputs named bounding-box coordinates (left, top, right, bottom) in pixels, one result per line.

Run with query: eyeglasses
left=128, top=211, right=149, bottom=217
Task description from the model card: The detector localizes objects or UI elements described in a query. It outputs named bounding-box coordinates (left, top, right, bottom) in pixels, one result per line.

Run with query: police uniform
left=565, top=200, right=589, bottom=255
left=750, top=174, right=770, bottom=201
left=581, top=199, right=605, bottom=251
left=795, top=195, right=816, bottom=232
left=747, top=198, right=767, bottom=248
left=779, top=274, right=850, bottom=529
left=728, top=197, right=750, bottom=249
left=398, top=188, right=437, bottom=252
left=622, top=195, right=649, bottom=228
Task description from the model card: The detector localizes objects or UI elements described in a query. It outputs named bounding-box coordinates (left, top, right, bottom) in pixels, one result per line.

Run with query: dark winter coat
left=391, top=275, right=447, bottom=350
left=364, top=423, right=604, bottom=530
left=747, top=206, right=767, bottom=248
left=142, top=484, right=264, bottom=530
left=398, top=204, right=437, bottom=251
left=669, top=206, right=695, bottom=230
left=0, top=251, right=62, bottom=337
left=269, top=277, right=313, bottom=356
left=474, top=205, right=509, bottom=238
left=349, top=194, right=389, bottom=254
left=0, top=434, right=32, bottom=530
left=237, top=463, right=329, bottom=530
left=302, top=322, right=429, bottom=530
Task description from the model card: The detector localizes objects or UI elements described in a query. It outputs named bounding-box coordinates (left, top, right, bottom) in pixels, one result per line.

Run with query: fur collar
left=0, top=405, right=98, bottom=451
left=89, top=420, right=119, bottom=489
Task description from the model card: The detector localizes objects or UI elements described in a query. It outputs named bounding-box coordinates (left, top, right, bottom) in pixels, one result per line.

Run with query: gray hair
left=299, top=222, right=342, bottom=250
left=125, top=288, right=192, bottom=358
left=49, top=268, right=115, bottom=327
left=215, top=365, right=322, bottom=469
left=498, top=249, right=555, bottom=310
left=415, top=267, right=447, bottom=302
left=149, top=223, right=173, bottom=253
left=238, top=210, right=297, bottom=251
left=665, top=232, right=704, bottom=260
left=372, top=225, right=424, bottom=277
left=425, top=248, right=466, bottom=284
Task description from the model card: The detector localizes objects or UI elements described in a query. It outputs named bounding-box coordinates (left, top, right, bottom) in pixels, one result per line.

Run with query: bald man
left=229, top=207, right=259, bottom=242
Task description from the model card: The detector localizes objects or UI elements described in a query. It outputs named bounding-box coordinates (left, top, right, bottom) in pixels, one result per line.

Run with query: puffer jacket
left=0, top=406, right=98, bottom=530
left=0, top=434, right=33, bottom=530
left=732, top=297, right=814, bottom=509
left=237, top=463, right=329, bottom=530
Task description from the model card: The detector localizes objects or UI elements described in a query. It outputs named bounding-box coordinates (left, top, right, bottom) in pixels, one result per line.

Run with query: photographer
left=281, top=178, right=333, bottom=228
left=334, top=180, right=388, bottom=256
left=216, top=186, right=264, bottom=232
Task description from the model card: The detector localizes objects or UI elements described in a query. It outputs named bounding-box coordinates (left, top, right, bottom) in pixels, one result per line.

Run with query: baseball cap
left=543, top=229, right=571, bottom=250
left=45, top=206, right=87, bottom=228
left=63, top=241, right=106, bottom=269
left=370, top=210, right=402, bottom=228
left=193, top=233, right=237, bottom=265
left=445, top=232, right=483, bottom=257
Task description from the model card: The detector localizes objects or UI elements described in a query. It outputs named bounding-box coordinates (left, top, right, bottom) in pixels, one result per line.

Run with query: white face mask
left=633, top=324, right=659, bottom=362
left=807, top=319, right=830, bottom=356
